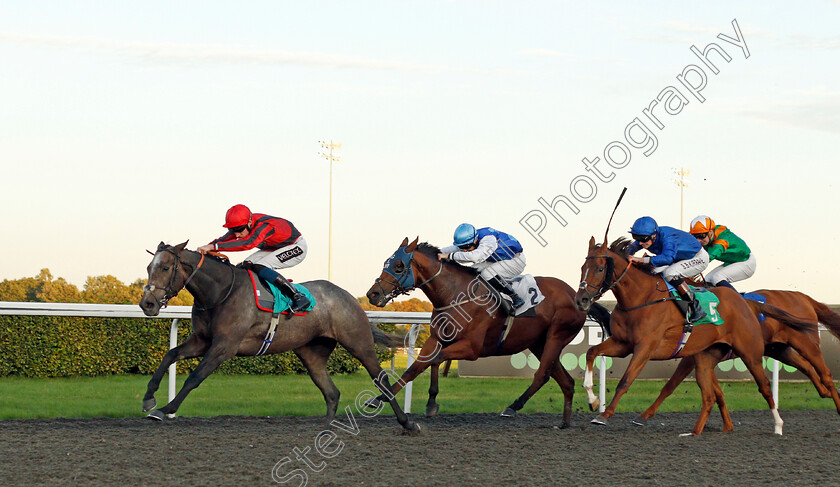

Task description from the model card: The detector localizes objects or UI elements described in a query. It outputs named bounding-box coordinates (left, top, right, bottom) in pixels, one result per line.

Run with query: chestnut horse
left=575, top=237, right=785, bottom=435
left=635, top=289, right=840, bottom=426
left=139, top=242, right=419, bottom=433
left=365, top=238, right=611, bottom=427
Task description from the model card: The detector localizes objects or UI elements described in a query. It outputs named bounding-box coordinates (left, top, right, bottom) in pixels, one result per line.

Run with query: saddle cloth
left=662, top=278, right=724, bottom=326
left=509, top=274, right=544, bottom=317
left=247, top=271, right=316, bottom=314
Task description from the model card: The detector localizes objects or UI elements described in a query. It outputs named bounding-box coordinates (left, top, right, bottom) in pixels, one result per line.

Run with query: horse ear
left=400, top=237, right=409, bottom=247
left=157, top=241, right=167, bottom=250
left=588, top=236, right=596, bottom=249
left=173, top=241, right=189, bottom=253
left=407, top=237, right=419, bottom=252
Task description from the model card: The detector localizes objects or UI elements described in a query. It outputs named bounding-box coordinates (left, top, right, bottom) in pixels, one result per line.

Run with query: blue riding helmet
left=629, top=216, right=659, bottom=237
left=453, top=223, right=478, bottom=248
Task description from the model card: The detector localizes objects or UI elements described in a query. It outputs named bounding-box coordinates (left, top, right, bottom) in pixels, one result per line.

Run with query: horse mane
left=607, top=236, right=661, bottom=275
left=415, top=242, right=480, bottom=276
left=608, top=237, right=632, bottom=254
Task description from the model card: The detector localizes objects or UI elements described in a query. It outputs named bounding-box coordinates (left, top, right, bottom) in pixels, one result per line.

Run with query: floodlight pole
left=319, top=140, right=342, bottom=282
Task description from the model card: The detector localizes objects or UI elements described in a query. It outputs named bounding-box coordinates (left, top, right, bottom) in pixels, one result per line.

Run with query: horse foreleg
left=148, top=342, right=235, bottom=420
left=143, top=333, right=208, bottom=412
left=426, top=363, right=441, bottom=417
left=583, top=338, right=632, bottom=416
left=634, top=355, right=697, bottom=425
left=295, top=338, right=340, bottom=422
left=592, top=342, right=654, bottom=423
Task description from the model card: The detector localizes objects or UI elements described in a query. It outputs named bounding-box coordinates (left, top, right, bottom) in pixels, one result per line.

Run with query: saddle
left=247, top=271, right=315, bottom=315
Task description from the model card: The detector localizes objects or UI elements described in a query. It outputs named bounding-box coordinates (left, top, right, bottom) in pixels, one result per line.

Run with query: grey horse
left=139, top=241, right=419, bottom=433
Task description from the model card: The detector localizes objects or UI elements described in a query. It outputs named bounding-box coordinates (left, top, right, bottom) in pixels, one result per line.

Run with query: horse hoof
left=146, top=410, right=165, bottom=421
left=142, top=398, right=157, bottom=412
left=425, top=404, right=440, bottom=417
left=364, top=397, right=383, bottom=409
left=590, top=415, right=608, bottom=426
left=402, top=422, right=422, bottom=436
left=500, top=408, right=516, bottom=418
left=631, top=416, right=647, bottom=426
left=589, top=398, right=600, bottom=412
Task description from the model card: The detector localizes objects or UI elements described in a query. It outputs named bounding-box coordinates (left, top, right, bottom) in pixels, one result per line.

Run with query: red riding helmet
left=224, top=204, right=252, bottom=228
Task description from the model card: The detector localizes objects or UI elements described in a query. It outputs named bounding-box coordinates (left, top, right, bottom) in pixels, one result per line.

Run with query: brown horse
left=139, top=242, right=419, bottom=433
left=575, top=237, right=786, bottom=435
left=635, top=289, right=840, bottom=426
left=365, top=237, right=611, bottom=427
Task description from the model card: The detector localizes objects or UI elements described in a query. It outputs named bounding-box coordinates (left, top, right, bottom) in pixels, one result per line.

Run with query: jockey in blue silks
left=438, top=223, right=526, bottom=315
left=626, top=216, right=710, bottom=324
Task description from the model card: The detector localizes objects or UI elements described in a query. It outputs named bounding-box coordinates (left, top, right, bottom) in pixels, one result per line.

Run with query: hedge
left=0, top=315, right=395, bottom=377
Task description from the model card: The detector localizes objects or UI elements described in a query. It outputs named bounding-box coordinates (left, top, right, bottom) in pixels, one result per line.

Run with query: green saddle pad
left=267, top=282, right=316, bottom=314
left=671, top=286, right=724, bottom=326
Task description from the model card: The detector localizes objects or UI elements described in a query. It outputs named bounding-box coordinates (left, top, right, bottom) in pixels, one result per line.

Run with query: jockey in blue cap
left=626, top=216, right=710, bottom=324
left=438, top=223, right=526, bottom=314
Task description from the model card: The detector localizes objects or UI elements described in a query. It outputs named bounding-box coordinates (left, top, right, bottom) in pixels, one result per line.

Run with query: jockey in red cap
left=197, top=204, right=310, bottom=312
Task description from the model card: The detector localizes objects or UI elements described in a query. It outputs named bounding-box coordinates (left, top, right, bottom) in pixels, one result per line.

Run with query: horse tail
left=587, top=302, right=612, bottom=337
left=370, top=323, right=404, bottom=348
left=805, top=295, right=840, bottom=341
left=753, top=301, right=819, bottom=334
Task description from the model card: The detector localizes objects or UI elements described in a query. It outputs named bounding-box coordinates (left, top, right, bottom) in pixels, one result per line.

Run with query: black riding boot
left=489, top=275, right=524, bottom=315
left=671, top=279, right=706, bottom=324
left=273, top=274, right=311, bottom=313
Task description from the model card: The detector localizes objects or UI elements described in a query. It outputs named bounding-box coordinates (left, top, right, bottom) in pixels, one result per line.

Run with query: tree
left=0, top=276, right=40, bottom=302
left=37, top=277, right=81, bottom=303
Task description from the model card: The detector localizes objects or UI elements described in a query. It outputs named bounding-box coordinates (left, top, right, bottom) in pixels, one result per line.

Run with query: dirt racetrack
left=1, top=410, right=837, bottom=486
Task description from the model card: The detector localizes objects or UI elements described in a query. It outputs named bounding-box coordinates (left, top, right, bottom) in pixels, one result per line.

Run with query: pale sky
left=2, top=1, right=839, bottom=302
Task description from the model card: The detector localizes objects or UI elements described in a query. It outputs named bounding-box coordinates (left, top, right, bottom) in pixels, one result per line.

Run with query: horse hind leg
left=737, top=347, right=783, bottom=435
left=501, top=338, right=564, bottom=420
left=426, top=363, right=441, bottom=417
left=684, top=351, right=721, bottom=436
left=339, top=333, right=420, bottom=434
left=294, top=338, right=340, bottom=421
left=776, top=337, right=840, bottom=415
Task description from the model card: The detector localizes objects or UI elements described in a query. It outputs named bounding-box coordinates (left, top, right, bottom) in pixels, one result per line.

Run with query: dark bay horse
left=575, top=237, right=787, bottom=435
left=635, top=289, right=840, bottom=426
left=139, top=241, right=419, bottom=433
left=365, top=237, right=611, bottom=427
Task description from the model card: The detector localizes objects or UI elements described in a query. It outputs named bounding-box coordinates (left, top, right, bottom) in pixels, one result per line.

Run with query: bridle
left=578, top=250, right=633, bottom=303
left=143, top=248, right=235, bottom=310
left=373, top=245, right=443, bottom=304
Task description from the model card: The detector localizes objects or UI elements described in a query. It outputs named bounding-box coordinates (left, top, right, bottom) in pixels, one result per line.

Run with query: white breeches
left=706, top=253, right=757, bottom=285
left=245, top=236, right=308, bottom=270
left=475, top=254, right=526, bottom=281
left=654, top=248, right=709, bottom=281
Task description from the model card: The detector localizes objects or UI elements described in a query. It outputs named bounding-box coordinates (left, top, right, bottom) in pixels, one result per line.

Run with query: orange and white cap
left=689, top=215, right=715, bottom=235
